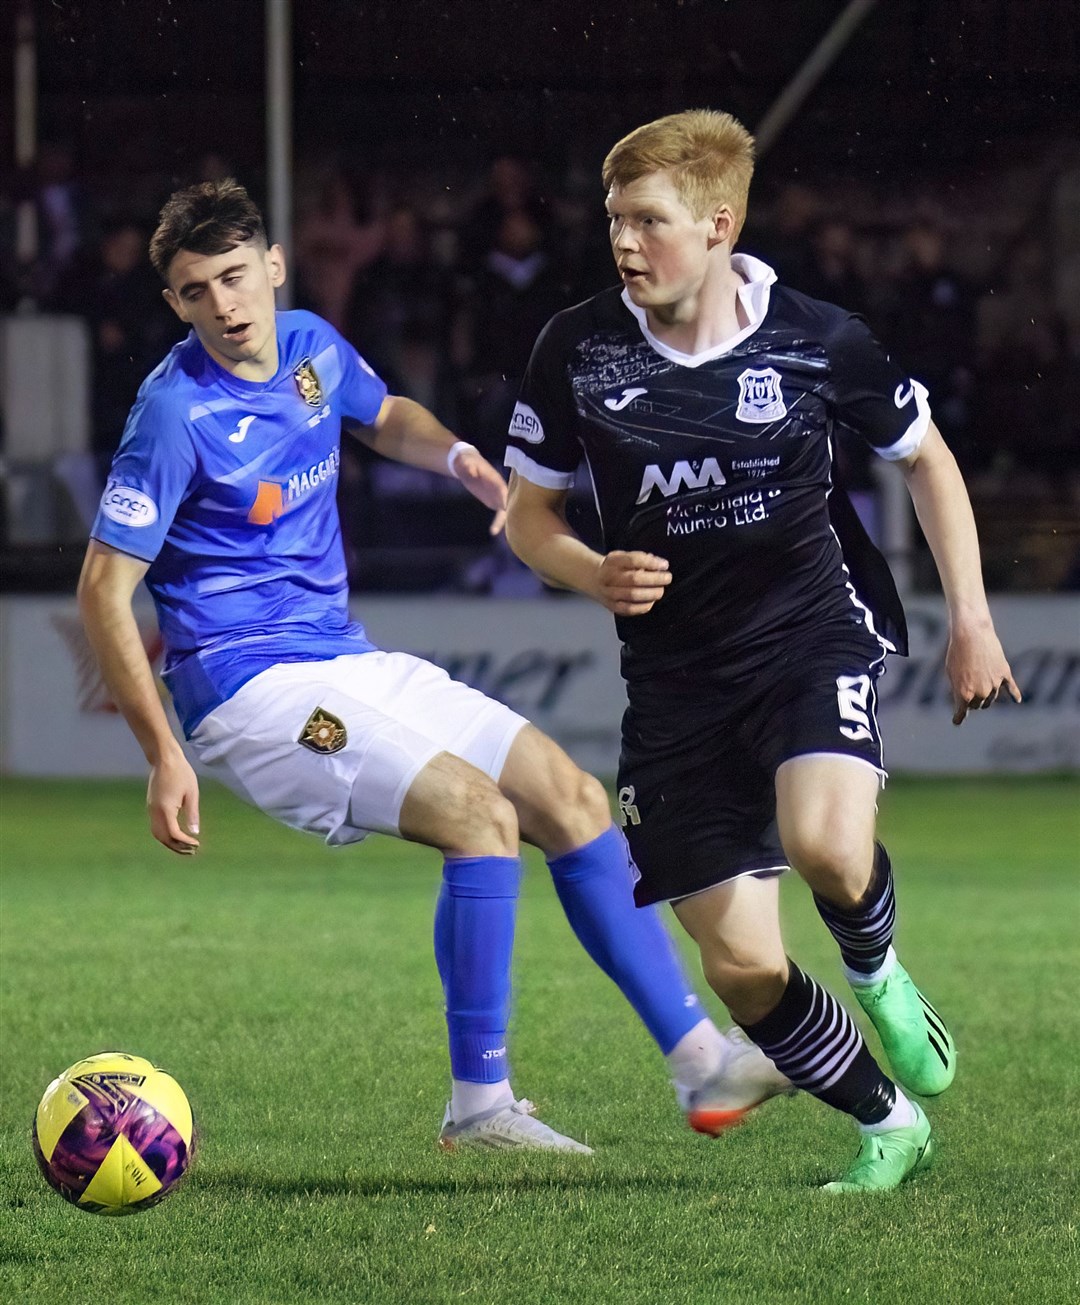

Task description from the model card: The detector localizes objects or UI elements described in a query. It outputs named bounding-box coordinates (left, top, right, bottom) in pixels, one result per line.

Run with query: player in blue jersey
left=77, top=179, right=790, bottom=1153
left=505, top=111, right=1022, bottom=1188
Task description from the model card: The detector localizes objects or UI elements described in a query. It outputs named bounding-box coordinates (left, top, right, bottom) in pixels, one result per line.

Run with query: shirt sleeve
left=90, top=387, right=199, bottom=563
left=332, top=329, right=388, bottom=426
left=824, top=314, right=931, bottom=461
left=504, top=314, right=581, bottom=489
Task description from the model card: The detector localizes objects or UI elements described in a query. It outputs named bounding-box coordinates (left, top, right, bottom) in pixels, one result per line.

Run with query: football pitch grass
left=1, top=777, right=1077, bottom=1304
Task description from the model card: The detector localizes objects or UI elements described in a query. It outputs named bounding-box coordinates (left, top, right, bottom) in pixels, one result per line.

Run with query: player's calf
left=812, top=844, right=955, bottom=1097
left=812, top=841, right=896, bottom=973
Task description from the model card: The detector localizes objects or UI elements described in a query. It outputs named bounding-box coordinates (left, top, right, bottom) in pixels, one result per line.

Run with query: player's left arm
left=352, top=394, right=507, bottom=535
left=898, top=421, right=1022, bottom=724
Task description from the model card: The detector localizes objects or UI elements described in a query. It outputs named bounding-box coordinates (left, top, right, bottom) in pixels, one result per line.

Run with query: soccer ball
left=32, top=1051, right=195, bottom=1215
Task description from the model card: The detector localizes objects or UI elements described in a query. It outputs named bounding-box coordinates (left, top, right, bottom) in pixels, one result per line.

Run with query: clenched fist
left=594, top=550, right=672, bottom=616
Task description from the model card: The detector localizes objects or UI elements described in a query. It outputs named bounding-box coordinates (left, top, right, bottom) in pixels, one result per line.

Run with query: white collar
left=620, top=252, right=777, bottom=367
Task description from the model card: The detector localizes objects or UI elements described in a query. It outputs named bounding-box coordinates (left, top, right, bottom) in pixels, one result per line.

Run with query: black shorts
left=617, top=622, right=889, bottom=906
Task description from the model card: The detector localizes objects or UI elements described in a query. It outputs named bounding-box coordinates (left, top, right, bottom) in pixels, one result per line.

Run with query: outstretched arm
left=898, top=422, right=1022, bottom=724
left=354, top=394, right=508, bottom=534
left=77, top=540, right=200, bottom=853
left=505, top=473, right=671, bottom=616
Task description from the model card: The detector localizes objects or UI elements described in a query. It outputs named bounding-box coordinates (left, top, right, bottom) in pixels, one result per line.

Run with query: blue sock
left=547, top=825, right=703, bottom=1055
left=434, top=855, right=521, bottom=1083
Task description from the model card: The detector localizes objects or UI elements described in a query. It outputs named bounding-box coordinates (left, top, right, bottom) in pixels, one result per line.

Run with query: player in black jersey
left=505, top=110, right=1021, bottom=1192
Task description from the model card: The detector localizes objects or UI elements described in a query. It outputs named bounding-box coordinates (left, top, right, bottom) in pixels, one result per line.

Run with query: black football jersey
left=506, top=262, right=928, bottom=674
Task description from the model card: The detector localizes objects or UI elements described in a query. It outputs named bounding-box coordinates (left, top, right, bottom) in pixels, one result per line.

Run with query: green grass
left=1, top=777, right=1078, bottom=1304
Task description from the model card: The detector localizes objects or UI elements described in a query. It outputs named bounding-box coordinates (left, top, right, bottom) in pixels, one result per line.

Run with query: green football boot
left=850, top=960, right=956, bottom=1096
left=822, top=1102, right=935, bottom=1193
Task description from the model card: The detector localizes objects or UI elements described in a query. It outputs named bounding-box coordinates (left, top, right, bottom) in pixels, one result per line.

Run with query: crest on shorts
left=293, top=357, right=324, bottom=407
left=736, top=367, right=787, bottom=424
left=298, top=706, right=347, bottom=754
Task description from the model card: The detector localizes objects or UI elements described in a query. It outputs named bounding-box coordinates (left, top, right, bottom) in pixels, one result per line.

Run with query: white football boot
left=685, top=1028, right=796, bottom=1136
left=438, top=1098, right=593, bottom=1153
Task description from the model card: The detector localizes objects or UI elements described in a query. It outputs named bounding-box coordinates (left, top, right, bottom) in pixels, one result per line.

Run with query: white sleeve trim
left=504, top=446, right=576, bottom=489
left=875, top=381, right=932, bottom=461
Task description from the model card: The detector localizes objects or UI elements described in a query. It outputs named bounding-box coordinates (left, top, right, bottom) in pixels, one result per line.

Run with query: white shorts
left=189, top=652, right=529, bottom=846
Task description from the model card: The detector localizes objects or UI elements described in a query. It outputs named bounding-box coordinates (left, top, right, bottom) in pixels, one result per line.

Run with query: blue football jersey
left=91, top=310, right=388, bottom=735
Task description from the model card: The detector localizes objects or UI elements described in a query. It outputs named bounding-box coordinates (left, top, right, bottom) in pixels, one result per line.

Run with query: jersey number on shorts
left=836, top=675, right=873, bottom=742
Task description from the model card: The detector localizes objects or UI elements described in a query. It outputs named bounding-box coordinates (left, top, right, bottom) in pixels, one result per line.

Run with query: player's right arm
left=506, top=473, right=671, bottom=616
left=77, top=541, right=200, bottom=854
left=504, top=311, right=671, bottom=616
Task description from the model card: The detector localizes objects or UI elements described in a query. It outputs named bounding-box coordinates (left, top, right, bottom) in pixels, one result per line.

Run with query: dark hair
left=149, top=178, right=267, bottom=281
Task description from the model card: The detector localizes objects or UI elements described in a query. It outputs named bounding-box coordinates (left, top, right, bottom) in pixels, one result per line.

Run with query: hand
left=147, top=752, right=201, bottom=854
left=595, top=550, right=672, bottom=616
left=452, top=447, right=508, bottom=535
left=945, top=623, right=1023, bottom=725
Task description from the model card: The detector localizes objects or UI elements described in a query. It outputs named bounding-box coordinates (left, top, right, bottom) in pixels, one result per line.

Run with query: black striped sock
left=814, top=842, right=896, bottom=975
left=739, top=962, right=895, bottom=1125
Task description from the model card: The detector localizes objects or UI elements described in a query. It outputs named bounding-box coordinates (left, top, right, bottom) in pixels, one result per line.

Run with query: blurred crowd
left=3, top=138, right=1078, bottom=591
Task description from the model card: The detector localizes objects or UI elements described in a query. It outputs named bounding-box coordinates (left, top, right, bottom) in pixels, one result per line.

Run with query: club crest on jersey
left=293, top=357, right=324, bottom=407
left=736, top=367, right=787, bottom=424
left=298, top=706, right=347, bottom=755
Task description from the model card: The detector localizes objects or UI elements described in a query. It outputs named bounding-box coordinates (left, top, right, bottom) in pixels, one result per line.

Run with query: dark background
left=9, top=0, right=1076, bottom=183
left=2, top=0, right=1078, bottom=592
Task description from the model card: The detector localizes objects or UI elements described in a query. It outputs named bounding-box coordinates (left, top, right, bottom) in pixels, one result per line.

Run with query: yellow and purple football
left=32, top=1052, right=195, bottom=1215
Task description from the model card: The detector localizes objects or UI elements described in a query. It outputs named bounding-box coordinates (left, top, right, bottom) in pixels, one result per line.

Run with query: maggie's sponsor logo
left=248, top=446, right=340, bottom=525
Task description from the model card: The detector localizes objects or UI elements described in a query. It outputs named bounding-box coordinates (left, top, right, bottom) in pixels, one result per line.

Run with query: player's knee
left=701, top=951, right=787, bottom=1017
left=459, top=782, right=519, bottom=856
left=784, top=829, right=873, bottom=906
left=537, top=765, right=612, bottom=853
left=406, top=761, right=519, bottom=857
left=567, top=769, right=613, bottom=835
